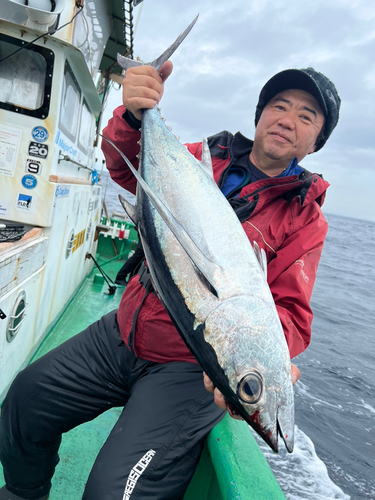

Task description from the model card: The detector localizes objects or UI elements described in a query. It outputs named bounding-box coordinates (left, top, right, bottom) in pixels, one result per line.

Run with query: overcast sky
left=101, top=0, right=375, bottom=222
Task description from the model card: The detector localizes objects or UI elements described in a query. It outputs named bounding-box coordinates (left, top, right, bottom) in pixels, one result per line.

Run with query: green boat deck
left=0, top=224, right=286, bottom=500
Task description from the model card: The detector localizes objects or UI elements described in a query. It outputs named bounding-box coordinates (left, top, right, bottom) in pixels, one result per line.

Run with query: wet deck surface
left=0, top=259, right=126, bottom=498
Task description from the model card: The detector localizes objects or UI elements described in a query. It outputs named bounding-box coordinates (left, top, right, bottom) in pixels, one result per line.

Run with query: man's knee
left=1, top=362, right=51, bottom=445
left=3, top=364, right=40, bottom=413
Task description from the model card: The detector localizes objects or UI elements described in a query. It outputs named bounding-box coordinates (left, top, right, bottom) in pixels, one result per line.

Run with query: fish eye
left=237, top=370, right=263, bottom=404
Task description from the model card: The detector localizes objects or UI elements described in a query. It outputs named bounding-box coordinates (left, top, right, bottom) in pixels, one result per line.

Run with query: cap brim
left=260, top=69, right=328, bottom=117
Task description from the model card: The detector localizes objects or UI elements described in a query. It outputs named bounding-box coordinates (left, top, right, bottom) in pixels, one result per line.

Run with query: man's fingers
left=126, top=64, right=162, bottom=80
left=213, top=387, right=227, bottom=410
left=203, top=372, right=214, bottom=393
left=203, top=373, right=244, bottom=420
left=291, top=363, right=301, bottom=385
left=214, top=388, right=243, bottom=420
left=159, top=61, right=173, bottom=82
left=122, top=65, right=168, bottom=118
left=126, top=72, right=164, bottom=92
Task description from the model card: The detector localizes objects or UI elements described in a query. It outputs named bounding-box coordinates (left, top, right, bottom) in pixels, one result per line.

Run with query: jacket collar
left=208, top=130, right=329, bottom=208
left=229, top=132, right=329, bottom=208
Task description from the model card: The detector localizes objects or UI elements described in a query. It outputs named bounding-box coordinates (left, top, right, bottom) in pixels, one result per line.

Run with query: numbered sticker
left=28, top=142, right=49, bottom=159
left=31, top=126, right=49, bottom=143
left=25, top=158, right=42, bottom=175
left=21, top=174, right=37, bottom=189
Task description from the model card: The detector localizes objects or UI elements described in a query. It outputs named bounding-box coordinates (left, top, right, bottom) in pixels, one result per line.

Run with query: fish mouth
left=277, top=416, right=294, bottom=453
left=228, top=389, right=294, bottom=453
left=245, top=409, right=280, bottom=453
left=244, top=407, right=294, bottom=453
left=226, top=402, right=279, bottom=452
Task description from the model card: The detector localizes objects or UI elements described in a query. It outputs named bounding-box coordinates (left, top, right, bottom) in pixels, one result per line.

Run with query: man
left=0, top=63, right=340, bottom=500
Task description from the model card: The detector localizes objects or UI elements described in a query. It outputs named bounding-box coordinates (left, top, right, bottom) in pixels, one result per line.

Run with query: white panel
left=0, top=236, right=48, bottom=298
left=0, top=267, right=45, bottom=399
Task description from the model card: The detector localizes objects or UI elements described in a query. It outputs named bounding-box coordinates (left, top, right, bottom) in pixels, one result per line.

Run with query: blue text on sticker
left=55, top=185, right=70, bottom=198
left=32, top=126, right=49, bottom=143
left=21, top=174, right=38, bottom=189
left=55, top=130, right=77, bottom=157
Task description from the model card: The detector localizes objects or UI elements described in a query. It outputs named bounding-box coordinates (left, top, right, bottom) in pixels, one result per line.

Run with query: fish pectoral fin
left=252, top=241, right=267, bottom=278
left=149, top=15, right=199, bottom=71
left=200, top=138, right=214, bottom=179
left=118, top=195, right=138, bottom=225
left=100, top=134, right=221, bottom=296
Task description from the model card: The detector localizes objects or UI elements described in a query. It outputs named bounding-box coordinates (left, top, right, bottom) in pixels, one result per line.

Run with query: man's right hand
left=122, top=61, right=173, bottom=121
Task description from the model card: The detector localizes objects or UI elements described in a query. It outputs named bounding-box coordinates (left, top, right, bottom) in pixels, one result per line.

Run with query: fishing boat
left=0, top=0, right=127, bottom=400
left=0, top=1, right=286, bottom=498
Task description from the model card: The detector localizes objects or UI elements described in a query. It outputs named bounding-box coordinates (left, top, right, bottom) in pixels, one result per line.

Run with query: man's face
left=253, top=89, right=325, bottom=166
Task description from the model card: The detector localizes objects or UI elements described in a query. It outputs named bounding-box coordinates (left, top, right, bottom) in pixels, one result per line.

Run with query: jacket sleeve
left=101, top=109, right=204, bottom=193
left=267, top=203, right=328, bottom=359
left=101, top=106, right=141, bottom=194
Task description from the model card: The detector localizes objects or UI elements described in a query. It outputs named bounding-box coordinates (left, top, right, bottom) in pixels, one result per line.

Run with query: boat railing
left=58, top=151, right=95, bottom=173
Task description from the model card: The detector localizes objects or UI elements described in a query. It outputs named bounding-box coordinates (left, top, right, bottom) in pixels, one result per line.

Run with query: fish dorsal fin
left=118, top=195, right=138, bottom=226
left=252, top=241, right=267, bottom=278
left=117, top=15, right=199, bottom=73
left=200, top=138, right=214, bottom=178
left=100, top=134, right=221, bottom=295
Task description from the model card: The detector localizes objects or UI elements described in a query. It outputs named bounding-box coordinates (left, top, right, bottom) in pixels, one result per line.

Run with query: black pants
left=0, top=311, right=224, bottom=500
left=115, top=240, right=144, bottom=284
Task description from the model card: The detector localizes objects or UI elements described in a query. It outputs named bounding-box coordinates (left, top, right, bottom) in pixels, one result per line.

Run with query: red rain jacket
left=102, top=106, right=329, bottom=362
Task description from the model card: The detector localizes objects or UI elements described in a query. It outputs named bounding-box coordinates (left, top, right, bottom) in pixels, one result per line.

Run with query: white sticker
left=55, top=185, right=70, bottom=198
left=28, top=142, right=49, bottom=159
left=15, top=193, right=36, bottom=213
left=26, top=158, right=42, bottom=175
left=0, top=124, right=22, bottom=177
left=0, top=200, right=10, bottom=217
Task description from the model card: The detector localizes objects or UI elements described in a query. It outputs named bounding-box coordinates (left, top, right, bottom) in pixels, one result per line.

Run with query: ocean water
left=102, top=171, right=375, bottom=500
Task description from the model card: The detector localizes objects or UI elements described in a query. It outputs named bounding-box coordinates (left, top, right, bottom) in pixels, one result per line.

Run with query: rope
left=245, top=222, right=277, bottom=255
left=0, top=225, right=26, bottom=243
left=86, top=253, right=117, bottom=295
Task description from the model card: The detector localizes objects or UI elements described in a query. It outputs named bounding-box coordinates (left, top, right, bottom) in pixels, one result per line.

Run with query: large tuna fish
left=105, top=16, right=294, bottom=453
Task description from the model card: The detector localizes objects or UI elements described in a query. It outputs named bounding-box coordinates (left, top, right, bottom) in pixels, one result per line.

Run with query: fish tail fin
left=150, top=15, right=199, bottom=71
left=116, top=56, right=144, bottom=72
left=117, top=15, right=199, bottom=72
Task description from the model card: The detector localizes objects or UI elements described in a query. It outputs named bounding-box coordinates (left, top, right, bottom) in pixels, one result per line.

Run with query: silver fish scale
left=142, top=109, right=269, bottom=298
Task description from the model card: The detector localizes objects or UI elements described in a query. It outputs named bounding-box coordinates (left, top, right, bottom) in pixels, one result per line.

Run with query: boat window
left=6, top=290, right=27, bottom=343
left=0, top=34, right=54, bottom=119
left=59, top=62, right=82, bottom=142
left=78, top=100, right=95, bottom=154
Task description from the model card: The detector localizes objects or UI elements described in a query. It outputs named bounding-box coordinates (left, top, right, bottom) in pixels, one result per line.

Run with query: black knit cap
left=254, top=67, right=341, bottom=151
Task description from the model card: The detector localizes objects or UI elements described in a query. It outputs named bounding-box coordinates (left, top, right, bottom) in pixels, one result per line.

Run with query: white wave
left=251, top=425, right=350, bottom=500
left=358, top=399, right=375, bottom=415
left=295, top=381, right=344, bottom=410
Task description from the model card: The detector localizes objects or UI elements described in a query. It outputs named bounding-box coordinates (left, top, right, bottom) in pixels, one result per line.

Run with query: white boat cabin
left=0, top=0, right=134, bottom=400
